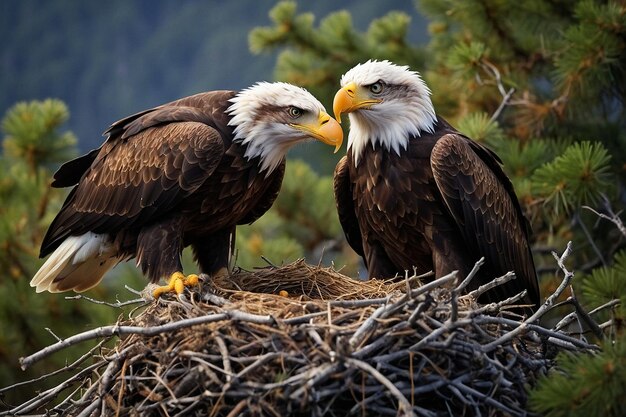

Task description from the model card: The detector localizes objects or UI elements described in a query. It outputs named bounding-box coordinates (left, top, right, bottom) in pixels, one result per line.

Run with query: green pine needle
left=532, top=141, right=613, bottom=217
left=457, top=112, right=503, bottom=143
left=530, top=340, right=626, bottom=417
left=446, top=41, right=486, bottom=76
left=582, top=250, right=626, bottom=306
left=1, top=99, right=77, bottom=173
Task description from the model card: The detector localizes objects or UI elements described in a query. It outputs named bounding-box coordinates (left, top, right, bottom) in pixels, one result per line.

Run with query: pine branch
left=477, top=60, right=517, bottom=123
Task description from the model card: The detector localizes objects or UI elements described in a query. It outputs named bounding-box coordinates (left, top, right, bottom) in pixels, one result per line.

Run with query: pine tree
left=249, top=1, right=626, bottom=415
left=249, top=1, right=426, bottom=107
left=0, top=100, right=129, bottom=405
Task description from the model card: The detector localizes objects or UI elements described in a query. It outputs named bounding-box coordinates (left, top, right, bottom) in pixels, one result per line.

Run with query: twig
left=66, top=293, right=147, bottom=308
left=477, top=60, right=517, bottom=123
left=469, top=291, right=528, bottom=316
left=574, top=211, right=606, bottom=267
left=411, top=319, right=473, bottom=350
left=482, top=242, right=575, bottom=352
left=451, top=258, right=485, bottom=321
left=567, top=286, right=605, bottom=339
left=344, top=358, right=416, bottom=417
left=75, top=396, right=101, bottom=417
left=74, top=358, right=122, bottom=417
left=0, top=339, right=108, bottom=394
left=44, top=327, right=63, bottom=342
left=233, top=352, right=283, bottom=380
left=348, top=295, right=395, bottom=349
left=347, top=272, right=445, bottom=350
left=410, top=270, right=458, bottom=297
left=225, top=399, right=248, bottom=417
left=478, top=316, right=598, bottom=351
left=5, top=254, right=609, bottom=417
left=467, top=272, right=516, bottom=300
left=456, top=258, right=485, bottom=293
left=490, top=87, right=516, bottom=123
left=583, top=195, right=626, bottom=238
left=215, top=335, right=233, bottom=384
left=203, top=292, right=230, bottom=306
left=288, top=363, right=338, bottom=401
left=330, top=296, right=399, bottom=308
left=20, top=310, right=276, bottom=369
left=554, top=299, right=620, bottom=331
left=450, top=378, right=522, bottom=416
left=3, top=361, right=104, bottom=415
left=260, top=255, right=278, bottom=267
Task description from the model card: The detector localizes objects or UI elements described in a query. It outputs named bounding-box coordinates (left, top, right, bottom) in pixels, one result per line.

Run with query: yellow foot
left=152, top=271, right=200, bottom=298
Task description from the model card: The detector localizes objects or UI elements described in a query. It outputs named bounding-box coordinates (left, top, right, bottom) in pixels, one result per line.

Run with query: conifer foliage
left=1, top=2, right=624, bottom=414
left=0, top=100, right=121, bottom=404
left=250, top=1, right=626, bottom=415
left=249, top=1, right=426, bottom=113
left=2, top=99, right=76, bottom=174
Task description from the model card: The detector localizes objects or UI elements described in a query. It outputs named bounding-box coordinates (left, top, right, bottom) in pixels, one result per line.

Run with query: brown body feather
left=334, top=118, right=539, bottom=309
left=41, top=91, right=285, bottom=283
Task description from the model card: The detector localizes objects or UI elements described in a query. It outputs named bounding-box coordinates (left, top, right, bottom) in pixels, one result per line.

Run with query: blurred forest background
left=1, top=0, right=426, bottom=173
left=1, top=1, right=625, bottom=415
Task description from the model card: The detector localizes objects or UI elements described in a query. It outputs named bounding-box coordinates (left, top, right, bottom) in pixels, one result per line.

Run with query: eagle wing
left=333, top=156, right=366, bottom=260
left=431, top=134, right=539, bottom=307
left=40, top=116, right=225, bottom=257
left=237, top=162, right=285, bottom=225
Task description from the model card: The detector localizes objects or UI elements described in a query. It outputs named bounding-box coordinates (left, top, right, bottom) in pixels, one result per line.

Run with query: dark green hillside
left=0, top=0, right=426, bottom=165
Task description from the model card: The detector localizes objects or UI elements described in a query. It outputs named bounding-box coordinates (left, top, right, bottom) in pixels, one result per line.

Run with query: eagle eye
left=369, top=81, right=384, bottom=94
left=288, top=106, right=304, bottom=119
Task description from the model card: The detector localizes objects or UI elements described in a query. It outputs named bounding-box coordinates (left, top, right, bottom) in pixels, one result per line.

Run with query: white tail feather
left=31, top=232, right=120, bottom=293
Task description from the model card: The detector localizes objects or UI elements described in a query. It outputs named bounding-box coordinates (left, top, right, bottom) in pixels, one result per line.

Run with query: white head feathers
left=227, top=82, right=326, bottom=175
left=340, top=60, right=437, bottom=165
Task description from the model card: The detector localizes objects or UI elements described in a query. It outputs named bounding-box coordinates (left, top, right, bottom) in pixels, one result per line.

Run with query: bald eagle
left=332, top=60, right=539, bottom=310
left=32, top=82, right=342, bottom=296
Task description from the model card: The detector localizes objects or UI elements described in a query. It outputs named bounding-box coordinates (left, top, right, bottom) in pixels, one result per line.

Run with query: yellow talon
left=174, top=277, right=184, bottom=295
left=185, top=274, right=199, bottom=286
left=152, top=271, right=200, bottom=298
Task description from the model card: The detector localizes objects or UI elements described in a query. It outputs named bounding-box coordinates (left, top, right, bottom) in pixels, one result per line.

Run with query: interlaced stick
left=481, top=242, right=575, bottom=352
left=3, top=251, right=608, bottom=417
left=19, top=310, right=276, bottom=369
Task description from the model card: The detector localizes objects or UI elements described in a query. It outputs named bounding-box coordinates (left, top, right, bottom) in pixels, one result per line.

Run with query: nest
left=4, top=256, right=601, bottom=417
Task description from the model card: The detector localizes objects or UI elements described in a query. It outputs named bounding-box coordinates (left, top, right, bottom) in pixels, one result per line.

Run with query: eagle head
left=227, top=82, right=343, bottom=174
left=333, top=60, right=437, bottom=165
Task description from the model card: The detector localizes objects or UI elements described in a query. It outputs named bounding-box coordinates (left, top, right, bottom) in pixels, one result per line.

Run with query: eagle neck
left=227, top=115, right=292, bottom=177
left=347, top=106, right=437, bottom=167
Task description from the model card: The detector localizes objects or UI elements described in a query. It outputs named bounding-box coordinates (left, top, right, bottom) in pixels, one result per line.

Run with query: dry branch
left=1, top=253, right=609, bottom=417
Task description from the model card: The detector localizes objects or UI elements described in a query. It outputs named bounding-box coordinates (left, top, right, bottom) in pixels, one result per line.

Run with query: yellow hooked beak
left=292, top=111, right=343, bottom=153
left=333, top=81, right=382, bottom=123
